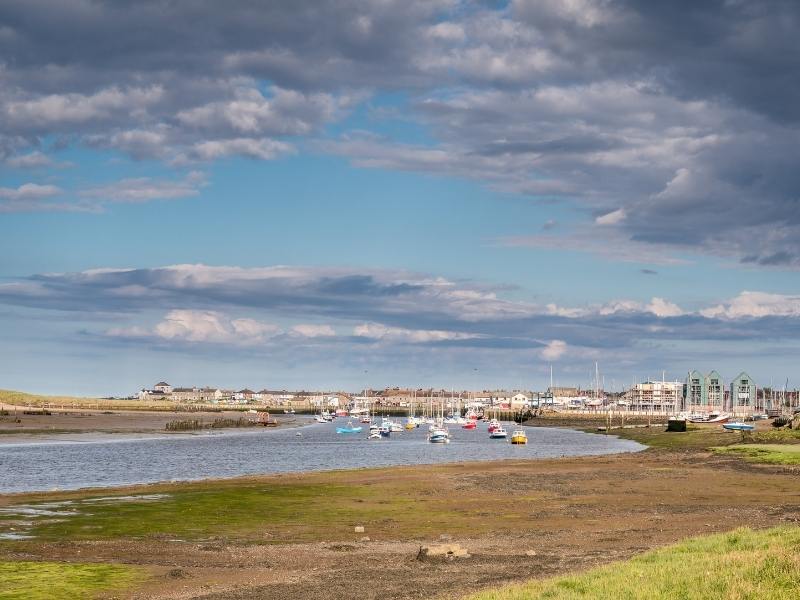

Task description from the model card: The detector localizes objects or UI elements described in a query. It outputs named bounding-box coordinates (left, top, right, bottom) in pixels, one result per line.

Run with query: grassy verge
left=468, top=526, right=800, bottom=600
left=712, top=444, right=800, bottom=465
left=0, top=560, right=144, bottom=599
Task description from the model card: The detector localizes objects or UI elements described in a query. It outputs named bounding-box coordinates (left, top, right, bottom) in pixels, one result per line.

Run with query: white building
left=627, top=380, right=682, bottom=411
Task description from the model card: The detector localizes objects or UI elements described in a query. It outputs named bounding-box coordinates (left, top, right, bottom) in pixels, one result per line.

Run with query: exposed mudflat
left=2, top=448, right=798, bottom=599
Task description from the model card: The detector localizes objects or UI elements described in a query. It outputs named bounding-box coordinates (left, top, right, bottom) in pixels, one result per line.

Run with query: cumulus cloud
left=700, top=292, right=800, bottom=320
left=109, top=310, right=280, bottom=345
left=540, top=339, right=567, bottom=360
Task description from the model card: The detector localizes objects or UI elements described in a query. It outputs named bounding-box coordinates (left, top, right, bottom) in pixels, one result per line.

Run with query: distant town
left=136, top=369, right=800, bottom=416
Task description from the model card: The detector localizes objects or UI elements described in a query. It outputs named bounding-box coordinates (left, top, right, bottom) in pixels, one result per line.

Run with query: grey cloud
left=2, top=265, right=800, bottom=359
left=2, top=1, right=799, bottom=264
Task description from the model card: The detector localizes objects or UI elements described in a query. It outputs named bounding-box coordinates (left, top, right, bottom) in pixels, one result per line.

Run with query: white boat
left=428, top=427, right=450, bottom=443
left=368, top=430, right=382, bottom=440
left=490, top=426, right=508, bottom=439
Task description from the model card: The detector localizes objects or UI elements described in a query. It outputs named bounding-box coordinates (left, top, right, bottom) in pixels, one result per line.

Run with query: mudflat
left=0, top=406, right=297, bottom=438
left=1, top=442, right=798, bottom=599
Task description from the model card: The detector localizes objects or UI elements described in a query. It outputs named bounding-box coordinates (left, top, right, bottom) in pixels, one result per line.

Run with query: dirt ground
left=3, top=448, right=799, bottom=599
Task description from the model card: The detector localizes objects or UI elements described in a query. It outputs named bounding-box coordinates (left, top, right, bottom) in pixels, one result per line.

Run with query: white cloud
left=80, top=172, right=206, bottom=203
left=595, top=208, right=626, bottom=226
left=646, top=297, right=683, bottom=318
left=180, top=138, right=294, bottom=162
left=5, top=151, right=55, bottom=168
left=291, top=324, right=336, bottom=338
left=353, top=322, right=478, bottom=343
left=700, top=291, right=800, bottom=319
left=0, top=183, right=61, bottom=201
left=540, top=339, right=567, bottom=360
left=4, top=86, right=164, bottom=129
left=109, top=310, right=281, bottom=345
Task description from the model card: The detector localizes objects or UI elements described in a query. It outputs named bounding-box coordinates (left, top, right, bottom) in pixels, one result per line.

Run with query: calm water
left=0, top=420, right=644, bottom=493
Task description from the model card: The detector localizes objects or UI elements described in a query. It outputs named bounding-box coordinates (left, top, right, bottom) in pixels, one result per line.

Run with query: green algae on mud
left=713, top=444, right=800, bottom=465
left=468, top=526, right=800, bottom=600
left=0, top=560, right=144, bottom=599
left=0, top=469, right=542, bottom=545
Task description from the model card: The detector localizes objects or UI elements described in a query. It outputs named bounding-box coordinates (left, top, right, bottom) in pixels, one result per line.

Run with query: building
left=627, top=380, right=682, bottom=412
left=729, top=372, right=756, bottom=413
left=683, top=370, right=725, bottom=411
left=153, top=381, right=172, bottom=394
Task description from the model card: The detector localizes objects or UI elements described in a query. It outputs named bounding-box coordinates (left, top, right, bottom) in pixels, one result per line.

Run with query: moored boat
left=510, top=429, right=527, bottom=444
left=489, top=426, right=508, bottom=439
left=461, top=421, right=477, bottom=430
left=428, top=427, right=450, bottom=443
left=722, top=422, right=754, bottom=431
left=336, top=421, right=363, bottom=434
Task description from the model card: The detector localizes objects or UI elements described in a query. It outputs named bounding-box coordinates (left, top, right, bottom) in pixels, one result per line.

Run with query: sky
left=1, top=0, right=799, bottom=396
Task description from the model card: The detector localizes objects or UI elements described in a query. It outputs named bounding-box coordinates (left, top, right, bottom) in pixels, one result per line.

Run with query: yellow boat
left=404, top=421, right=416, bottom=430
left=510, top=429, right=528, bottom=444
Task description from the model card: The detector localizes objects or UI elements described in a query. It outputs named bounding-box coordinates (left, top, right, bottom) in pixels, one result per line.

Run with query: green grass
left=5, top=477, right=527, bottom=544
left=469, top=526, right=800, bottom=600
left=712, top=444, right=800, bottom=465
left=610, top=424, right=739, bottom=450
left=0, top=561, right=143, bottom=599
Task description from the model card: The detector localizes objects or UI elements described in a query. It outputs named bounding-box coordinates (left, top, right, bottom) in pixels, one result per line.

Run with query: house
left=510, top=393, right=530, bottom=409
left=234, top=389, right=256, bottom=402
left=153, top=381, right=172, bottom=394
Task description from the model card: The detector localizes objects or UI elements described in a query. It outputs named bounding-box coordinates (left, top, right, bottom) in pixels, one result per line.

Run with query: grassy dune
left=713, top=444, right=800, bottom=465
left=0, top=561, right=143, bottom=599
left=469, top=526, right=800, bottom=600
left=0, top=389, right=200, bottom=412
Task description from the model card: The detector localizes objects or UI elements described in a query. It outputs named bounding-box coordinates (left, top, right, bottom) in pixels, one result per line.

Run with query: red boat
left=461, top=421, right=477, bottom=430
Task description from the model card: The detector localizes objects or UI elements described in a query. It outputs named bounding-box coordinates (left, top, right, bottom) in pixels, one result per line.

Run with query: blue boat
left=336, top=421, right=363, bottom=434
left=722, top=422, right=754, bottom=431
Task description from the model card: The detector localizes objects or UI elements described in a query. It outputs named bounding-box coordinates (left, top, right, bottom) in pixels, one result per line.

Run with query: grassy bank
left=713, top=444, right=800, bottom=465
left=0, top=560, right=144, bottom=599
left=469, top=526, right=800, bottom=600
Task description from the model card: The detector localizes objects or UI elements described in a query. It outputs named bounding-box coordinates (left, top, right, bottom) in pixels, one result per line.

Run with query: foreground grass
left=0, top=560, right=143, bottom=599
left=470, top=526, right=800, bottom=600
left=713, top=444, right=800, bottom=466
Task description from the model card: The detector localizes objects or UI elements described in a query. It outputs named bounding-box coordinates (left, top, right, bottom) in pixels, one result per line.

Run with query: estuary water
left=0, top=420, right=644, bottom=493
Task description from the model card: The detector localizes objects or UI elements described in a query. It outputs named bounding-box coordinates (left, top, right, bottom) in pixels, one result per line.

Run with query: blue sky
left=1, top=1, right=799, bottom=395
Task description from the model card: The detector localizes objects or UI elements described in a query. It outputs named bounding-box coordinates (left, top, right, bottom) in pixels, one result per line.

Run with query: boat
left=487, top=419, right=500, bottom=433
left=688, top=412, right=730, bottom=424
left=336, top=421, right=363, bottom=434
left=378, top=424, right=391, bottom=438
left=428, top=427, right=450, bottom=444
left=723, top=422, right=755, bottom=431
left=314, top=415, right=327, bottom=424
left=404, top=419, right=416, bottom=430
left=461, top=421, right=477, bottom=430
left=360, top=415, right=371, bottom=424
left=489, top=426, right=508, bottom=439
left=368, top=430, right=382, bottom=440
left=510, top=429, right=528, bottom=444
